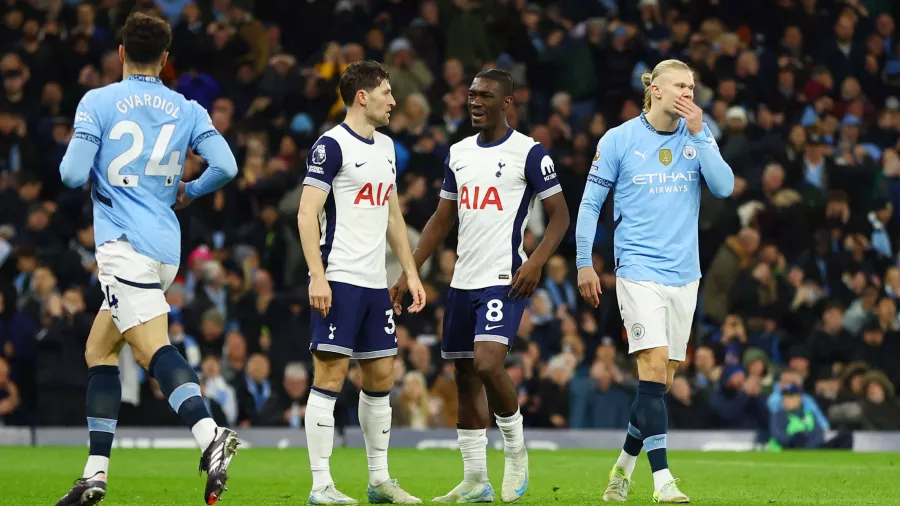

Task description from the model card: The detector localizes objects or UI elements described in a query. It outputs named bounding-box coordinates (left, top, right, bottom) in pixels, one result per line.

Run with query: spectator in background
left=768, top=369, right=831, bottom=432
left=542, top=255, right=577, bottom=316
left=709, top=365, right=768, bottom=430
left=429, top=361, right=457, bottom=428
left=768, top=383, right=825, bottom=451
left=667, top=375, right=712, bottom=429
left=569, top=360, right=631, bottom=429
left=235, top=352, right=271, bottom=427
left=258, top=362, right=310, bottom=427
left=394, top=371, right=440, bottom=429
left=0, top=357, right=20, bottom=424
left=532, top=355, right=571, bottom=428
left=703, top=227, right=761, bottom=325
left=200, top=355, right=238, bottom=426
left=690, top=346, right=720, bottom=393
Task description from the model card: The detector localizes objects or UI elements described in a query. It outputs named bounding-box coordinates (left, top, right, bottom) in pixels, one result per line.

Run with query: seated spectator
left=393, top=371, right=441, bottom=429
left=768, top=383, right=824, bottom=451
left=542, top=255, right=576, bottom=316
left=859, top=371, right=900, bottom=430
left=668, top=375, right=712, bottom=429
left=743, top=347, right=775, bottom=398
left=530, top=355, right=572, bottom=428
left=569, top=361, right=631, bottom=429
left=234, top=353, right=271, bottom=427
left=690, top=345, right=720, bottom=393
left=429, top=361, right=457, bottom=428
left=257, top=362, right=310, bottom=427
left=200, top=355, right=238, bottom=426
left=767, top=368, right=831, bottom=431
left=709, top=365, right=768, bottom=430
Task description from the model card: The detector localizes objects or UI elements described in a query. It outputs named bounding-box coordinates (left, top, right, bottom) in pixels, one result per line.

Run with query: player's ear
left=118, top=45, right=125, bottom=64
left=356, top=89, right=368, bottom=107
left=502, top=96, right=513, bottom=110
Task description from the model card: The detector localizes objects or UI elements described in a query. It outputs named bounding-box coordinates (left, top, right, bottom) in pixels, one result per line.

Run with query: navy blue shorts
left=309, top=281, right=397, bottom=359
left=441, top=286, right=527, bottom=359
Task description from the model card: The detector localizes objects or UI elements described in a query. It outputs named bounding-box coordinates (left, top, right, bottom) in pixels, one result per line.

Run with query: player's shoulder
left=372, top=129, right=395, bottom=151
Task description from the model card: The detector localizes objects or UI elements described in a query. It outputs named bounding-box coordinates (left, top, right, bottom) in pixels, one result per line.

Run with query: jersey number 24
left=107, top=120, right=183, bottom=187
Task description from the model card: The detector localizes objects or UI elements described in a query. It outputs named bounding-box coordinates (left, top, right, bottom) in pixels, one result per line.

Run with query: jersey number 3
left=107, top=120, right=183, bottom=187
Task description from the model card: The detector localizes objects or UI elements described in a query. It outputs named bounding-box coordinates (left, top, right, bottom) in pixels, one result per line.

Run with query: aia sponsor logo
left=458, top=186, right=503, bottom=210
left=354, top=182, right=394, bottom=206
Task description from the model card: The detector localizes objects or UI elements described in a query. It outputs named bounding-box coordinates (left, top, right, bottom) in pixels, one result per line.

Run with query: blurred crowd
left=2, top=0, right=900, bottom=448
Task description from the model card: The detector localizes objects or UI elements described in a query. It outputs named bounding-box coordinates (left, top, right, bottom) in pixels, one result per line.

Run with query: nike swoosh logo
left=317, top=423, right=334, bottom=427
left=355, top=162, right=367, bottom=167
left=456, top=165, right=468, bottom=172
left=485, top=324, right=503, bottom=331
left=382, top=429, right=390, bottom=434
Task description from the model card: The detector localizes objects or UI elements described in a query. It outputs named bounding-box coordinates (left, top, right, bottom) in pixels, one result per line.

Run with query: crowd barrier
left=1, top=427, right=898, bottom=452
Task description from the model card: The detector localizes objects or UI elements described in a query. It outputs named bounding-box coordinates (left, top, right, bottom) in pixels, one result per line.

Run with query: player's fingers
left=409, top=288, right=425, bottom=313
left=508, top=271, right=521, bottom=297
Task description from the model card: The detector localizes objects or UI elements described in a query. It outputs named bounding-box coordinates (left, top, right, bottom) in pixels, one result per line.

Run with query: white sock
left=458, top=429, right=489, bottom=483
left=83, top=455, right=109, bottom=480
left=494, top=408, right=525, bottom=454
left=191, top=418, right=218, bottom=452
left=359, top=391, right=392, bottom=486
left=653, top=468, right=675, bottom=491
left=615, top=449, right=638, bottom=476
left=305, top=390, right=337, bottom=490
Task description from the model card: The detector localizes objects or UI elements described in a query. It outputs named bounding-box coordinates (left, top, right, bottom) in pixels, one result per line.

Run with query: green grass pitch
left=1, top=447, right=897, bottom=505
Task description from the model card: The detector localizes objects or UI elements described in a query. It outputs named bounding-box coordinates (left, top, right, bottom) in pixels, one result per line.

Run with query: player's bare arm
left=297, top=185, right=332, bottom=317
left=386, top=192, right=426, bottom=314
left=509, top=192, right=569, bottom=299
left=390, top=198, right=457, bottom=313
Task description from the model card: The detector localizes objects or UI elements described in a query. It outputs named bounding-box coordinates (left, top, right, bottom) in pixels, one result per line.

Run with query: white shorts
left=616, top=277, right=699, bottom=362
left=97, top=240, right=178, bottom=333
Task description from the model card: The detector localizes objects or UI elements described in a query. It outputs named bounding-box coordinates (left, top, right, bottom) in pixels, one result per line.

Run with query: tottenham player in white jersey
left=297, top=61, right=426, bottom=505
left=576, top=60, right=734, bottom=503
left=55, top=13, right=239, bottom=506
left=392, top=69, right=570, bottom=503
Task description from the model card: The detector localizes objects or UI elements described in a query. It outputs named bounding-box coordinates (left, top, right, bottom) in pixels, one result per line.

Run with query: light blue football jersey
left=68, top=74, right=222, bottom=265
left=576, top=114, right=735, bottom=286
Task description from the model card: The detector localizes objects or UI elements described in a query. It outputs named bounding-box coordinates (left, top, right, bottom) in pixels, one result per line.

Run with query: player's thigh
left=355, top=287, right=399, bottom=361
left=472, top=287, right=526, bottom=373
left=97, top=240, right=177, bottom=366
left=121, top=313, right=169, bottom=369
left=84, top=310, right=125, bottom=367
left=309, top=281, right=365, bottom=357
left=311, top=351, right=351, bottom=392
left=664, top=280, right=699, bottom=362
left=617, top=277, right=668, bottom=357
left=441, top=287, right=477, bottom=360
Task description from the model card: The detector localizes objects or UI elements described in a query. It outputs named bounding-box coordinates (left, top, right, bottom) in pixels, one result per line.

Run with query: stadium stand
left=1, top=0, right=900, bottom=450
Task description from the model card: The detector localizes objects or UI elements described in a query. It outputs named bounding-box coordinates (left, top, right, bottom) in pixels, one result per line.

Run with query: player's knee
left=472, top=353, right=501, bottom=381
left=635, top=350, right=668, bottom=384
left=84, top=343, right=117, bottom=367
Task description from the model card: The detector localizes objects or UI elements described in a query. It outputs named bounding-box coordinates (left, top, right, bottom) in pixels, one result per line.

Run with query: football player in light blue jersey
left=575, top=60, right=734, bottom=504
left=55, top=12, right=239, bottom=506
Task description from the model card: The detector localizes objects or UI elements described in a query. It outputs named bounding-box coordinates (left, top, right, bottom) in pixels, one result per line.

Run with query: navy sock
left=149, top=345, right=211, bottom=428
left=634, top=380, right=668, bottom=472
left=622, top=396, right=643, bottom=456
left=86, top=365, right=121, bottom=458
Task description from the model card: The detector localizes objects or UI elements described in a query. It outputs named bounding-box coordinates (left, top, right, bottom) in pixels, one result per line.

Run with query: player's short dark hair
left=121, top=11, right=172, bottom=66
left=339, top=61, right=390, bottom=107
left=475, top=69, right=514, bottom=97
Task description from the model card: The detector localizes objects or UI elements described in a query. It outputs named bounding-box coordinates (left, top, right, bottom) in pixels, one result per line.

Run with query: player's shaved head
left=121, top=11, right=171, bottom=66
left=474, top=68, right=514, bottom=97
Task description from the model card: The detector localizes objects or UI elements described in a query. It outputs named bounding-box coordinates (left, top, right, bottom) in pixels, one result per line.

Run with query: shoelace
left=660, top=479, right=682, bottom=495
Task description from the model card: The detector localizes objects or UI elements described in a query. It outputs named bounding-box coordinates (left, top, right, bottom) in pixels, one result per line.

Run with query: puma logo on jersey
left=458, top=186, right=503, bottom=210
left=354, top=182, right=394, bottom=206
left=634, top=151, right=647, bottom=160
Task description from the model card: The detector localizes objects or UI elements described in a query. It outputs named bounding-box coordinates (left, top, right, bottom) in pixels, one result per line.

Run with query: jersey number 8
left=107, top=120, right=183, bottom=187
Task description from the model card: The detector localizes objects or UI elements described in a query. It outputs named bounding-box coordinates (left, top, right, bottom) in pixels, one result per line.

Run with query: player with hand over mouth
left=55, top=11, right=240, bottom=506
left=576, top=59, right=734, bottom=503
left=391, top=69, right=570, bottom=503
left=298, top=61, right=426, bottom=505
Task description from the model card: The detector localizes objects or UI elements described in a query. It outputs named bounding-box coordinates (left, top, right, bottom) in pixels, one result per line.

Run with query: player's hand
left=674, top=96, right=703, bottom=135
left=309, top=274, right=332, bottom=317
left=174, top=181, right=193, bottom=210
left=577, top=266, right=602, bottom=308
left=509, top=259, right=541, bottom=299
left=390, top=273, right=409, bottom=315
left=406, top=274, right=426, bottom=313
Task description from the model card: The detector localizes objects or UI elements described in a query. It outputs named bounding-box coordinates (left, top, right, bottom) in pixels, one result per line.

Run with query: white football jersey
left=303, top=124, right=397, bottom=289
left=441, top=128, right=561, bottom=290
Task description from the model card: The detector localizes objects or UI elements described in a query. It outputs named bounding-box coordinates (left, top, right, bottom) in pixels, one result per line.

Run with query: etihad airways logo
left=632, top=171, right=699, bottom=195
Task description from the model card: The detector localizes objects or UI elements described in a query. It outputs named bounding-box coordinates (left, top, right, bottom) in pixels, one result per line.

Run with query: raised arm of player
left=510, top=144, right=569, bottom=299
left=575, top=132, right=619, bottom=308
left=674, top=96, right=734, bottom=199
left=60, top=91, right=101, bottom=188
left=298, top=137, right=341, bottom=318
left=386, top=192, right=426, bottom=314
left=389, top=155, right=458, bottom=313
left=178, top=101, right=239, bottom=207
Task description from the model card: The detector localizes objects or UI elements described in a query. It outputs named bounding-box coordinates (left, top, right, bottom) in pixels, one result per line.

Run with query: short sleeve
left=304, top=136, right=343, bottom=192
left=587, top=132, right=619, bottom=188
left=439, top=154, right=457, bottom=200
left=524, top=143, right=562, bottom=200
left=188, top=100, right=220, bottom=152
left=72, top=90, right=102, bottom=145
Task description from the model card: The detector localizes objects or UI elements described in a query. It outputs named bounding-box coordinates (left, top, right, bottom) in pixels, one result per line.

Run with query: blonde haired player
left=575, top=59, right=735, bottom=503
